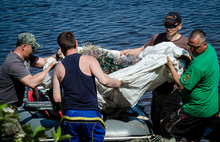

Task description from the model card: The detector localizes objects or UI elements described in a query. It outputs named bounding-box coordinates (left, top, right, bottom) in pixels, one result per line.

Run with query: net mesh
left=79, top=42, right=141, bottom=74
left=127, top=134, right=164, bottom=142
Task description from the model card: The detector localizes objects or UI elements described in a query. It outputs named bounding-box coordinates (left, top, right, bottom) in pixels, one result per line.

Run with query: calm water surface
left=1, top=0, right=220, bottom=114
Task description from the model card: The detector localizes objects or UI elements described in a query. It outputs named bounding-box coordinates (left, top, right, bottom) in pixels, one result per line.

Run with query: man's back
left=61, top=53, right=99, bottom=111
left=54, top=31, right=122, bottom=142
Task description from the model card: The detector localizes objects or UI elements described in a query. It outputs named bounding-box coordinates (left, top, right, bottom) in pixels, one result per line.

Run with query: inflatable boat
left=18, top=86, right=154, bottom=141
left=18, top=44, right=220, bottom=141
left=17, top=43, right=195, bottom=141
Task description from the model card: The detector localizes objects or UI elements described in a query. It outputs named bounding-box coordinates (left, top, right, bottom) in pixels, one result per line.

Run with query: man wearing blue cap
left=0, top=32, right=61, bottom=139
left=120, top=12, right=191, bottom=135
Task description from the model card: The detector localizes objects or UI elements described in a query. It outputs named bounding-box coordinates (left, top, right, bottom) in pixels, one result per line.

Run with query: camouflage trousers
left=150, top=90, right=182, bottom=135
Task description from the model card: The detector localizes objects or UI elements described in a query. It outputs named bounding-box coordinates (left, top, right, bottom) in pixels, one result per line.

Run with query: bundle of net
left=79, top=42, right=142, bottom=74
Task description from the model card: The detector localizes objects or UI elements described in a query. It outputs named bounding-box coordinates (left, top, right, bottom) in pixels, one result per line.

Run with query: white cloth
left=42, top=57, right=56, bottom=91
left=42, top=42, right=189, bottom=111
left=96, top=42, right=189, bottom=110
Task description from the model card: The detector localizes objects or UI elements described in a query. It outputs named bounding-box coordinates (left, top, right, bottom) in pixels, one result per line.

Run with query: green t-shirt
left=179, top=43, right=219, bottom=117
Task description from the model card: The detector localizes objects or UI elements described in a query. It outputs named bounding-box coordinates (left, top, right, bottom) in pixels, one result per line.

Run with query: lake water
left=0, top=0, right=220, bottom=115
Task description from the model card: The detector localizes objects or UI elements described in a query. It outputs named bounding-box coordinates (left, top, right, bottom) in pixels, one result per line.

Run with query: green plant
left=22, top=123, right=48, bottom=142
left=0, top=103, right=71, bottom=141
left=51, top=126, right=72, bottom=142
left=0, top=103, right=20, bottom=139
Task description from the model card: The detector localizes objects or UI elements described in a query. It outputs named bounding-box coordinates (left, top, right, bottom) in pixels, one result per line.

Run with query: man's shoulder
left=5, top=51, right=17, bottom=59
left=2, top=51, right=22, bottom=68
left=179, top=34, right=188, bottom=41
left=54, top=61, right=65, bottom=77
left=1, top=52, right=28, bottom=79
left=7, top=51, right=22, bottom=60
left=81, top=54, right=96, bottom=61
left=28, top=54, right=38, bottom=64
left=207, top=43, right=215, bottom=51
left=178, top=34, right=188, bottom=45
left=155, top=33, right=166, bottom=38
left=151, top=33, right=167, bottom=46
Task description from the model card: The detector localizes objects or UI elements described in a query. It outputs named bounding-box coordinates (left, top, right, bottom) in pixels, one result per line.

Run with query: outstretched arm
left=32, top=49, right=62, bottom=68
left=89, top=57, right=122, bottom=88
left=120, top=46, right=143, bottom=56
left=20, top=60, right=56, bottom=89
left=120, top=35, right=156, bottom=56
left=166, top=56, right=185, bottom=90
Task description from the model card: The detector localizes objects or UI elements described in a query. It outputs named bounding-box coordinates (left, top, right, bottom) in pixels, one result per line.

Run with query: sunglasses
left=28, top=44, right=35, bottom=50
left=187, top=40, right=206, bottom=50
left=164, top=23, right=179, bottom=29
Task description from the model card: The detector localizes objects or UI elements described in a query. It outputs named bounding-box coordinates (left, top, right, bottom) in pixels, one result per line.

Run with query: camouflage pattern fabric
left=17, top=32, right=42, bottom=48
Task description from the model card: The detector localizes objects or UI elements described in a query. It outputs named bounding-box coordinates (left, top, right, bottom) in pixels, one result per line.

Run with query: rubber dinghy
left=19, top=86, right=154, bottom=141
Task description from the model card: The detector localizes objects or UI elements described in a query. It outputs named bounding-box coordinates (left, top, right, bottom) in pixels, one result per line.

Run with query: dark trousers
left=150, top=90, right=181, bottom=135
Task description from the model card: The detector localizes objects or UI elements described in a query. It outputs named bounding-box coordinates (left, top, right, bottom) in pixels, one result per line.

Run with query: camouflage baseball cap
left=17, top=33, right=42, bottom=48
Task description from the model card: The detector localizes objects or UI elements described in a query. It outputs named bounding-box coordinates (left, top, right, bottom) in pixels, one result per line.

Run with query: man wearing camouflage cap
left=0, top=32, right=61, bottom=138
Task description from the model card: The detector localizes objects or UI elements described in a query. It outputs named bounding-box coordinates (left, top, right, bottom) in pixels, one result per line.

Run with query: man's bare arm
left=53, top=63, right=65, bottom=103
left=20, top=60, right=56, bottom=89
left=32, top=49, right=62, bottom=68
left=166, top=56, right=185, bottom=90
left=120, top=47, right=143, bottom=56
left=89, top=57, right=121, bottom=88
